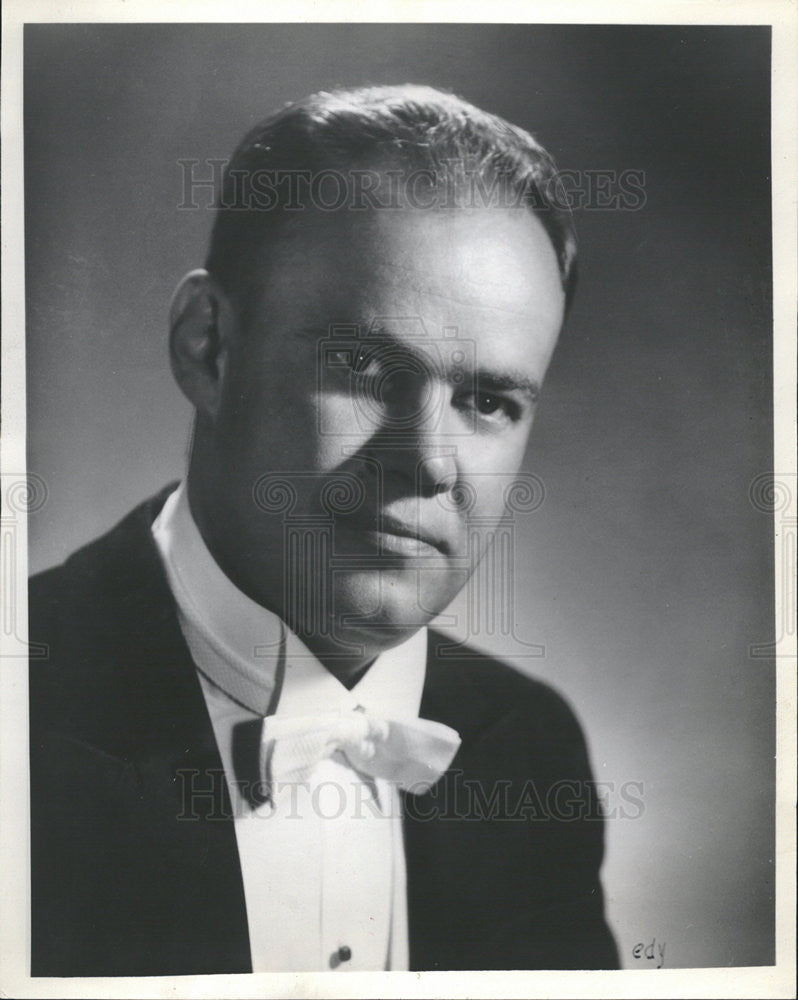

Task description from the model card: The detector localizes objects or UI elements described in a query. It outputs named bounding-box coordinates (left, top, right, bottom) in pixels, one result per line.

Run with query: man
left=29, top=85, right=618, bottom=976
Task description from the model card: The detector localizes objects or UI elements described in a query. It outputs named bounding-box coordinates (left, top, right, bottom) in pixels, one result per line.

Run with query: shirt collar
left=152, top=482, right=428, bottom=720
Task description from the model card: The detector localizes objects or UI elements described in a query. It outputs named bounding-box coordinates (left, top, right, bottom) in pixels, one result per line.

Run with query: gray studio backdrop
left=25, top=24, right=774, bottom=969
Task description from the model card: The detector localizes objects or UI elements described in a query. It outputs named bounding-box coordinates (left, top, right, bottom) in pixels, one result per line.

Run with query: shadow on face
left=177, top=205, right=565, bottom=675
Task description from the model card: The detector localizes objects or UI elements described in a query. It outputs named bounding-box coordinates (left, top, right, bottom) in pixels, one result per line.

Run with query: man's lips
left=335, top=509, right=451, bottom=555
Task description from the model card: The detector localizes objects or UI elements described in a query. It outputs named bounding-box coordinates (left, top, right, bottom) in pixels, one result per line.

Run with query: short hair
left=205, top=84, right=577, bottom=318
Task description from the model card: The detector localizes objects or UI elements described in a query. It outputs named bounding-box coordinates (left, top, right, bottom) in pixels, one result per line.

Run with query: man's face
left=206, top=205, right=565, bottom=661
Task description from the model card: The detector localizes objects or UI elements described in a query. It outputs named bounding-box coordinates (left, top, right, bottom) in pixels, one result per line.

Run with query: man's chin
left=322, top=568, right=460, bottom=649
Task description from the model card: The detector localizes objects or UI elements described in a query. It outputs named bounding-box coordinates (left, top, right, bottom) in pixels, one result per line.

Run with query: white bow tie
left=259, top=707, right=461, bottom=795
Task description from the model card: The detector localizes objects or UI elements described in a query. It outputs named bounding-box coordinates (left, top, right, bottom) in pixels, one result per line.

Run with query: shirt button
left=330, top=945, right=352, bottom=967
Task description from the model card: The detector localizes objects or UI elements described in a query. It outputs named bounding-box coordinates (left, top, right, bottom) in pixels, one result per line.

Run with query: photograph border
left=2, top=2, right=795, bottom=998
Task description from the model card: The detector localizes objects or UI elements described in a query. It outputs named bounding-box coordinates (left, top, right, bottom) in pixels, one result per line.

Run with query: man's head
left=169, top=85, right=574, bottom=678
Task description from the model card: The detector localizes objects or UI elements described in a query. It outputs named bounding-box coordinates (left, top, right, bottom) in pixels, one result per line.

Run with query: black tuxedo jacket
left=29, top=487, right=618, bottom=977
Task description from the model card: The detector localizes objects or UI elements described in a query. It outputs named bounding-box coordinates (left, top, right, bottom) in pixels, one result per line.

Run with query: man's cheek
left=459, top=475, right=510, bottom=526
left=314, top=392, right=374, bottom=459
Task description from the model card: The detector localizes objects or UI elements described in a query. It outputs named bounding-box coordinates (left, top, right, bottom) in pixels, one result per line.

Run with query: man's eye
left=352, top=348, right=377, bottom=375
left=346, top=346, right=388, bottom=382
left=457, top=390, right=519, bottom=426
left=475, top=393, right=502, bottom=416
left=327, top=347, right=383, bottom=385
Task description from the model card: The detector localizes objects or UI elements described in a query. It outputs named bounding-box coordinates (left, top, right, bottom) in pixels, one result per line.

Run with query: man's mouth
left=335, top=510, right=450, bottom=556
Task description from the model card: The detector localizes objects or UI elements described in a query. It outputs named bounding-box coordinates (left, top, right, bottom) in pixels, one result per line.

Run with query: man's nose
left=376, top=376, right=459, bottom=496
left=414, top=435, right=457, bottom=495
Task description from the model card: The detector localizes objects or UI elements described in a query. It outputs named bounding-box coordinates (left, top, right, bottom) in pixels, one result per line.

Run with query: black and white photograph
left=1, top=3, right=795, bottom=998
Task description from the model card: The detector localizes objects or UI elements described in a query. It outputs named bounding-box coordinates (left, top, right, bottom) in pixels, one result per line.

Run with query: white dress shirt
left=152, top=482, right=428, bottom=972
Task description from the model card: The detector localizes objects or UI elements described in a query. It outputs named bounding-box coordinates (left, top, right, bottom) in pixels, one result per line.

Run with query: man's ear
left=169, top=269, right=235, bottom=421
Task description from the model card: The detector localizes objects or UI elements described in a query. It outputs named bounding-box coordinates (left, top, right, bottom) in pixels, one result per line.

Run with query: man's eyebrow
left=296, top=325, right=346, bottom=340
left=472, top=370, right=541, bottom=401
left=296, top=325, right=401, bottom=347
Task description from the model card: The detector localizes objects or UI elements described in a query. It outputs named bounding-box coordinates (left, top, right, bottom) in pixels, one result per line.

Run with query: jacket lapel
left=70, top=488, right=253, bottom=975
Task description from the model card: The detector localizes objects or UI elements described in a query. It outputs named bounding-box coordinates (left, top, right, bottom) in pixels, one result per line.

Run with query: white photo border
left=2, top=2, right=795, bottom=998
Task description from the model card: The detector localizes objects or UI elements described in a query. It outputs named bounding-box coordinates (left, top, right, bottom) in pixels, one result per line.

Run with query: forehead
left=247, top=206, right=565, bottom=336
